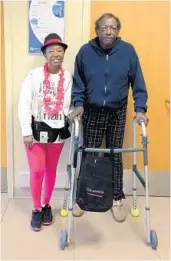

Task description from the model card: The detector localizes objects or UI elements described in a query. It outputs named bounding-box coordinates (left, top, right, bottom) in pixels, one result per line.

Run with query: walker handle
left=73, top=117, right=80, bottom=168
left=74, top=117, right=79, bottom=138
left=134, top=118, right=147, bottom=138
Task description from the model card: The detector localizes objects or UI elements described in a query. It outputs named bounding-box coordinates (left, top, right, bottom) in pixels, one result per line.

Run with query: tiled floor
left=1, top=193, right=170, bottom=260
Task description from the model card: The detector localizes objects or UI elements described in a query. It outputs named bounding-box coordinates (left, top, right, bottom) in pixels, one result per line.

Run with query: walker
left=59, top=117, right=158, bottom=250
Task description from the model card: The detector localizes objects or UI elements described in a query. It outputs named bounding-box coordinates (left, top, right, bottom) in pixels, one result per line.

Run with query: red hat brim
left=41, top=38, right=68, bottom=52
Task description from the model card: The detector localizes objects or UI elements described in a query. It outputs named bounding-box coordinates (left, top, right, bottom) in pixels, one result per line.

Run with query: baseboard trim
left=0, top=167, right=7, bottom=193
left=17, top=169, right=170, bottom=197
left=14, top=187, right=65, bottom=200
left=123, top=169, right=170, bottom=197
left=18, top=172, right=66, bottom=189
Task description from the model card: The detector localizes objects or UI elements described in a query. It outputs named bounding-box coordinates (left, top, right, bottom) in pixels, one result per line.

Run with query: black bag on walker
left=76, top=153, right=114, bottom=212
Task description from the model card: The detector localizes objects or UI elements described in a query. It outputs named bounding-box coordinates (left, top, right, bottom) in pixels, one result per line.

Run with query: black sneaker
left=30, top=210, right=42, bottom=231
left=42, top=204, right=53, bottom=225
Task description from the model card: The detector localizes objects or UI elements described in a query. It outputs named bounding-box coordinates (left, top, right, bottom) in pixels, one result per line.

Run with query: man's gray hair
left=95, top=13, right=121, bottom=33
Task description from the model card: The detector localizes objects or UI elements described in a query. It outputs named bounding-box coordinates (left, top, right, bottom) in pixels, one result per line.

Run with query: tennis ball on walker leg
left=131, top=208, right=140, bottom=217
left=60, top=209, right=68, bottom=217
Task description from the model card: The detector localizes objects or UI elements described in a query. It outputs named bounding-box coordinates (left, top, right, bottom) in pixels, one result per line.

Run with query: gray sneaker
left=111, top=200, right=126, bottom=222
left=72, top=204, right=84, bottom=217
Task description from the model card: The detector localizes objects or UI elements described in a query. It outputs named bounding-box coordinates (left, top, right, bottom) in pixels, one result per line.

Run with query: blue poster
left=29, top=0, right=65, bottom=54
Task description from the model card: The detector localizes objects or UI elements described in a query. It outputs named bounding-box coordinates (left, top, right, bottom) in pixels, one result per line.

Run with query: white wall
left=3, top=0, right=90, bottom=190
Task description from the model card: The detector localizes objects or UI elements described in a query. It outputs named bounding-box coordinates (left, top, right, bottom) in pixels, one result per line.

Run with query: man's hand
left=23, top=135, right=33, bottom=148
left=69, top=107, right=84, bottom=121
left=135, top=112, right=149, bottom=126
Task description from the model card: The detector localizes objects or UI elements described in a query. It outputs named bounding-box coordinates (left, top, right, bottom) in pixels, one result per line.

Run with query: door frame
left=3, top=1, right=14, bottom=198
left=0, top=1, right=7, bottom=193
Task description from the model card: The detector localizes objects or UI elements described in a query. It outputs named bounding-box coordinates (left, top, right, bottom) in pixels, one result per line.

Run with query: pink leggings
left=26, top=143, right=64, bottom=209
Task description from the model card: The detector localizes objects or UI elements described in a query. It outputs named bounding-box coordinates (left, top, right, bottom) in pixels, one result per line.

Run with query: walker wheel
left=150, top=230, right=158, bottom=249
left=60, top=230, right=68, bottom=250
left=131, top=207, right=140, bottom=217
left=60, top=209, right=68, bottom=217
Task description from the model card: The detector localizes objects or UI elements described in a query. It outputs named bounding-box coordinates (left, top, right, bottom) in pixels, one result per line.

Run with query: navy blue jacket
left=72, top=37, right=148, bottom=113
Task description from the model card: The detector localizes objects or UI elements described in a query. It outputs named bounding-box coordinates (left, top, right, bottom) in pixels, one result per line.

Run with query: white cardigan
left=18, top=66, right=72, bottom=137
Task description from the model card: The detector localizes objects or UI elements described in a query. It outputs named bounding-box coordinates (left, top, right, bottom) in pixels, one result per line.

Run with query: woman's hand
left=23, top=135, right=33, bottom=148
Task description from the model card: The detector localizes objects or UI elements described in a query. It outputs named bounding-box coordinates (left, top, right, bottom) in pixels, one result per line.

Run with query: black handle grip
left=73, top=143, right=79, bottom=168
left=73, top=151, right=78, bottom=168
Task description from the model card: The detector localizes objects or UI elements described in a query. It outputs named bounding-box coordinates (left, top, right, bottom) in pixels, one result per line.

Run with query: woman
left=18, top=33, right=72, bottom=231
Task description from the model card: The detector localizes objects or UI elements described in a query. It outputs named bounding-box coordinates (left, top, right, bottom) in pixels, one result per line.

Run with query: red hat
left=41, top=33, right=68, bottom=53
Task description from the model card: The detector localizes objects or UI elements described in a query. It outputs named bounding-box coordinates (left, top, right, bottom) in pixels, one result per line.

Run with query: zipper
left=103, top=55, right=109, bottom=106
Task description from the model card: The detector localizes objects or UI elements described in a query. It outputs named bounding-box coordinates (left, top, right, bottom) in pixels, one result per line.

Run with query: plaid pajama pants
left=82, top=104, right=127, bottom=201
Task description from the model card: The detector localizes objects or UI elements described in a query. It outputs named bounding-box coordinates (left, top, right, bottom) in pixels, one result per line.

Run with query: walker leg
left=143, top=136, right=151, bottom=245
left=60, top=168, right=70, bottom=217
left=144, top=164, right=151, bottom=245
left=61, top=122, right=75, bottom=217
left=66, top=165, right=76, bottom=245
left=66, top=136, right=79, bottom=245
left=60, top=173, right=75, bottom=250
left=60, top=118, right=80, bottom=250
left=142, top=134, right=158, bottom=249
left=131, top=167, right=139, bottom=217
left=131, top=120, right=139, bottom=217
left=132, top=152, right=137, bottom=210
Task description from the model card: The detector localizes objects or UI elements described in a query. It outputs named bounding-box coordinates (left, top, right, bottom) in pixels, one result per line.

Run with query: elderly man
left=70, top=13, right=148, bottom=222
